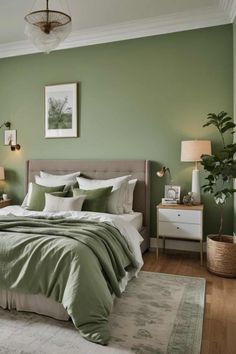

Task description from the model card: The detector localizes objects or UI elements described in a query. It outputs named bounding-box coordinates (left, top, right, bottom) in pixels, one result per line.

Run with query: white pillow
left=21, top=193, right=29, bottom=208
left=43, top=193, right=85, bottom=212
left=40, top=171, right=80, bottom=180
left=35, top=175, right=75, bottom=191
left=123, top=179, right=138, bottom=213
left=77, top=175, right=131, bottom=214
left=21, top=183, right=35, bottom=209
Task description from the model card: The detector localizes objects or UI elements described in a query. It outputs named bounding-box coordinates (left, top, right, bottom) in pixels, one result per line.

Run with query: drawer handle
left=177, top=227, right=180, bottom=229
left=178, top=214, right=181, bottom=216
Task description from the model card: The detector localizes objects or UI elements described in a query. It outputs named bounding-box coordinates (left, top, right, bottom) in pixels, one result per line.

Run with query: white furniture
left=156, top=204, right=204, bottom=265
left=181, top=140, right=211, bottom=204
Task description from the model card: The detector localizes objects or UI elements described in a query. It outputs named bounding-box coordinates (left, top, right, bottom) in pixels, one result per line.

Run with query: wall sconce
left=0, top=121, right=11, bottom=129
left=156, top=166, right=171, bottom=178
left=10, top=144, right=21, bottom=151
left=0, top=122, right=21, bottom=152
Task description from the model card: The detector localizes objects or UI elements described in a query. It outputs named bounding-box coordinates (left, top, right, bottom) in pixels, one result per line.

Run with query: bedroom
left=0, top=0, right=235, bottom=353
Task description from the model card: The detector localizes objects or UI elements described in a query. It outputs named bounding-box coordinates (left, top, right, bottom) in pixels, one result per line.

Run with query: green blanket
left=0, top=216, right=137, bottom=345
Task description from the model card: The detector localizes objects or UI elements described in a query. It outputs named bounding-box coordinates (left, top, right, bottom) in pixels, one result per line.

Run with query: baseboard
left=150, top=237, right=206, bottom=252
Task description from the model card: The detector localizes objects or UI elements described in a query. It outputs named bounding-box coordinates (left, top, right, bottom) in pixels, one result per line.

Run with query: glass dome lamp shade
left=24, top=0, right=72, bottom=54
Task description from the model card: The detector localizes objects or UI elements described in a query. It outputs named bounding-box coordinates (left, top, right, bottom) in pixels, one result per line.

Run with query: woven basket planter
left=207, top=235, right=236, bottom=278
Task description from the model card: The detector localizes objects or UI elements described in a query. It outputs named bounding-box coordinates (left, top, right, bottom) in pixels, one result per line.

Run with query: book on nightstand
left=161, top=198, right=180, bottom=205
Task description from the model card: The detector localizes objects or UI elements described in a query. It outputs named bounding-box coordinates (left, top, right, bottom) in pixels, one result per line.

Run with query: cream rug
left=0, top=271, right=205, bottom=354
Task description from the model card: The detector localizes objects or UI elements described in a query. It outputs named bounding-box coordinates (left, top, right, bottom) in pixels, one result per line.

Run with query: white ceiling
left=0, top=0, right=235, bottom=58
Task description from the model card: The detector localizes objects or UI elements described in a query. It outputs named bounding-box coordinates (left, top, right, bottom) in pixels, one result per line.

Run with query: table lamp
left=181, top=140, right=211, bottom=204
left=0, top=167, right=5, bottom=181
left=0, top=167, right=5, bottom=197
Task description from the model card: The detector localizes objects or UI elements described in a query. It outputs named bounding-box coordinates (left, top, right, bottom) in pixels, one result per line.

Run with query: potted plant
left=201, top=111, right=236, bottom=277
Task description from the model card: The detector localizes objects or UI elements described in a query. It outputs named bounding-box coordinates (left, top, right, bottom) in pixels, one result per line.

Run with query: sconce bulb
left=157, top=166, right=168, bottom=177
left=156, top=170, right=165, bottom=177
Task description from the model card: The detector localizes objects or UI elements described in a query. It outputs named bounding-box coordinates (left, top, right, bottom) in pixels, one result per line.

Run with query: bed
left=0, top=159, right=150, bottom=344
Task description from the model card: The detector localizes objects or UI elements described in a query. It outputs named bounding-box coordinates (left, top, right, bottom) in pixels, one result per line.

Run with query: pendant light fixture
left=24, top=0, right=72, bottom=54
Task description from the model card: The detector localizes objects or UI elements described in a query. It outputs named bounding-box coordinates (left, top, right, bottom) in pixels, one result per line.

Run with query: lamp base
left=192, top=169, right=201, bottom=204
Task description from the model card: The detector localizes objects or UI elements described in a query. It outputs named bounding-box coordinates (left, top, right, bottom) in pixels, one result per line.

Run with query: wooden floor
left=142, top=250, right=236, bottom=354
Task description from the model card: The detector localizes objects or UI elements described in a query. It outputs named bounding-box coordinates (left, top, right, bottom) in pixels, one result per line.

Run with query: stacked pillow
left=24, top=183, right=66, bottom=211
left=43, top=193, right=85, bottom=212
left=76, top=176, right=137, bottom=214
left=124, top=179, right=138, bottom=213
left=22, top=171, right=138, bottom=214
left=22, top=171, right=80, bottom=211
left=36, top=171, right=80, bottom=190
left=73, top=187, right=112, bottom=213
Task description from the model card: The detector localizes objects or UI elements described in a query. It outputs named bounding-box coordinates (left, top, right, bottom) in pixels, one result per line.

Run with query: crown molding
left=219, top=0, right=236, bottom=21
left=0, top=5, right=230, bottom=59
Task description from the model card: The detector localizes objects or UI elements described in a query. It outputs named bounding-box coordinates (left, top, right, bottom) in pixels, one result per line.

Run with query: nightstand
left=156, top=204, right=204, bottom=265
left=0, top=199, right=11, bottom=208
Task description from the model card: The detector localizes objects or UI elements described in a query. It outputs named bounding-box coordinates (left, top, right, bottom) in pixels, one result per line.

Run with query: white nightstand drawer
left=158, top=208, right=201, bottom=224
left=158, top=221, right=202, bottom=240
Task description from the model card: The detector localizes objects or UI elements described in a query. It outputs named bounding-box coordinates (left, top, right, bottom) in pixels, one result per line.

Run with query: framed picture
left=164, top=185, right=181, bottom=200
left=45, top=83, right=77, bottom=138
left=4, top=130, right=16, bottom=146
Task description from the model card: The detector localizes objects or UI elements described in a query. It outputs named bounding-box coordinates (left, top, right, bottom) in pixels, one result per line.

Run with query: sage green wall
left=0, top=25, right=233, bottom=237
left=234, top=19, right=236, bottom=235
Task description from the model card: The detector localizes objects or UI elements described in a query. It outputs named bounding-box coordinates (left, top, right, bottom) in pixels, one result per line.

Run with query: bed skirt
left=0, top=270, right=133, bottom=321
left=0, top=290, right=69, bottom=320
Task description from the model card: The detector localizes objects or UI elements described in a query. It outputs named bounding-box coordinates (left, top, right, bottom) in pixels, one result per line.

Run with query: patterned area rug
left=0, top=271, right=205, bottom=354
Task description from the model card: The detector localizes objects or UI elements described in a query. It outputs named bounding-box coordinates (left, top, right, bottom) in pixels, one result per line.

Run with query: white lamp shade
left=0, top=167, right=5, bottom=180
left=181, top=140, right=211, bottom=162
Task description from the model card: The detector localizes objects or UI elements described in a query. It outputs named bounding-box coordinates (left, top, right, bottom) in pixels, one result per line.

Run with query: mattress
left=117, top=212, right=143, bottom=232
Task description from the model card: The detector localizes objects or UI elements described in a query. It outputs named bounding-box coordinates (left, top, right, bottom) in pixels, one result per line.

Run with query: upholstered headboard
left=26, top=159, right=150, bottom=251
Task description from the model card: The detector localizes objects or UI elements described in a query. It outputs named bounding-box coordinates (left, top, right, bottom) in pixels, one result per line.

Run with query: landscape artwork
left=45, top=83, right=77, bottom=138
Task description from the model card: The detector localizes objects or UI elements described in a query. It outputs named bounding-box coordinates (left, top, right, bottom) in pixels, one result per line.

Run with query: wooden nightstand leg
left=200, top=240, right=203, bottom=266
left=156, top=235, right=159, bottom=259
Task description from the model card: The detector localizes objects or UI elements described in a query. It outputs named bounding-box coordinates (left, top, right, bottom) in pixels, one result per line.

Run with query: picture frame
left=4, top=130, right=17, bottom=146
left=45, top=83, right=77, bottom=138
left=164, top=185, right=181, bottom=200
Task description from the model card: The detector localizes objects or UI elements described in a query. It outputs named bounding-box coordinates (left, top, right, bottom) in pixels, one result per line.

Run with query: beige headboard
left=26, top=159, right=150, bottom=244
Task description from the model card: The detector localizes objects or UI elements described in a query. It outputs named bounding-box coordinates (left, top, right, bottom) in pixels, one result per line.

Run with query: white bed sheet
left=117, top=212, right=143, bottom=232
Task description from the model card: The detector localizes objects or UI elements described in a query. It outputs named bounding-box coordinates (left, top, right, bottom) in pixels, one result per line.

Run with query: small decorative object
left=164, top=185, right=181, bottom=202
left=181, top=140, right=211, bottom=204
left=161, top=198, right=179, bottom=205
left=45, top=83, right=77, bottom=138
left=24, top=0, right=72, bottom=54
left=191, top=192, right=201, bottom=205
left=201, top=111, right=236, bottom=277
left=4, top=130, right=17, bottom=146
left=2, top=194, right=8, bottom=201
left=183, top=192, right=193, bottom=205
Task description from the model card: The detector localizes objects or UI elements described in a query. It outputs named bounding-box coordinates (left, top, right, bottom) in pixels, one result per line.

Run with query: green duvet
left=0, top=216, right=137, bottom=345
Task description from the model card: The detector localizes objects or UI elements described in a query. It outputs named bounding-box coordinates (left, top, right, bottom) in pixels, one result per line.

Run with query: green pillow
left=27, top=183, right=65, bottom=211
left=50, top=191, right=68, bottom=197
left=73, top=187, right=112, bottom=213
